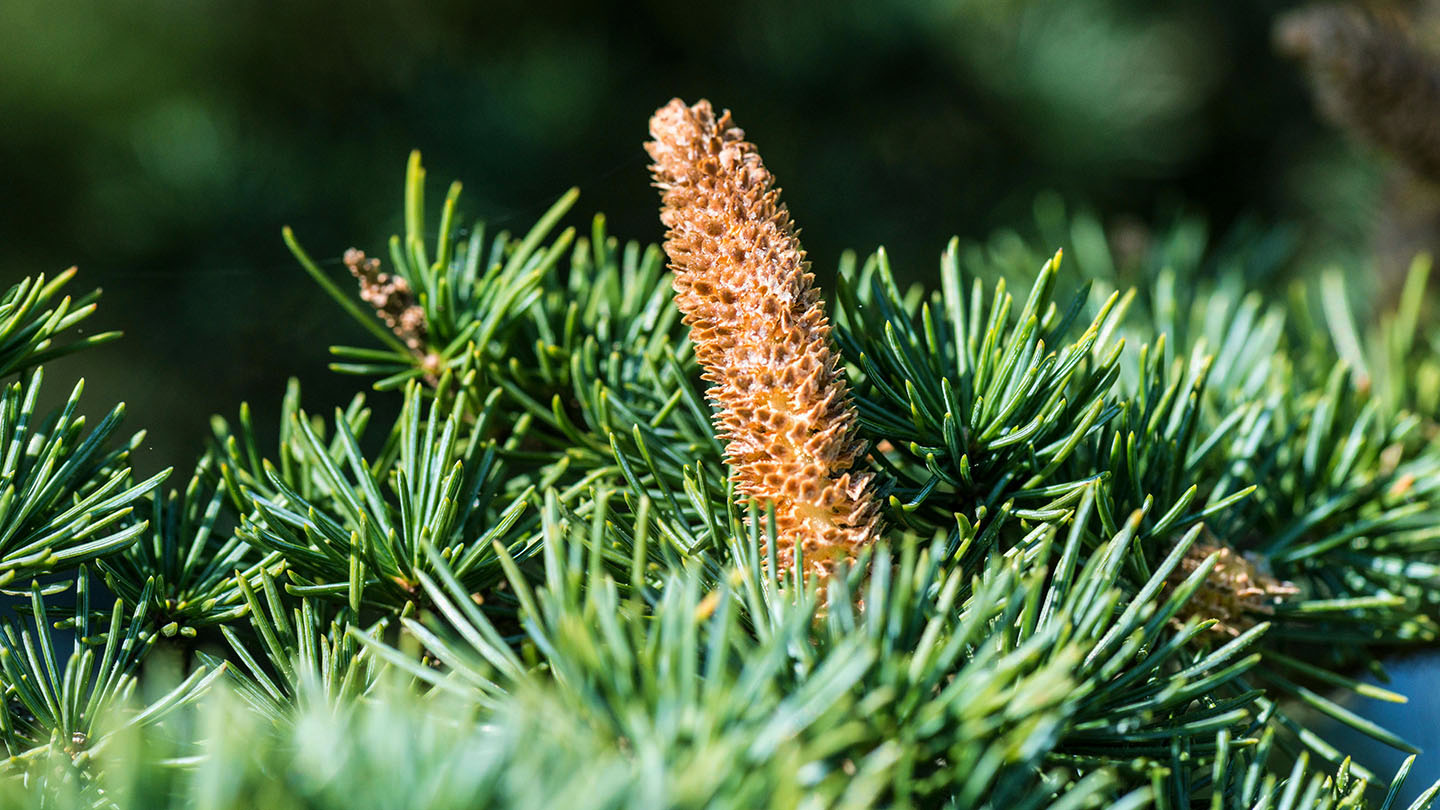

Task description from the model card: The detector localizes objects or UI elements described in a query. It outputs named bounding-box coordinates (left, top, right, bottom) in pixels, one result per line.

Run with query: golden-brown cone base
left=1172, top=542, right=1298, bottom=637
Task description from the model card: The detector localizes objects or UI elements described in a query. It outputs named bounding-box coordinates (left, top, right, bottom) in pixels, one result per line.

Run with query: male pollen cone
left=646, top=98, right=881, bottom=580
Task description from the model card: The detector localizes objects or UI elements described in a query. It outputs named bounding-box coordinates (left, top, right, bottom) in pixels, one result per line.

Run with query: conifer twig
left=646, top=98, right=881, bottom=579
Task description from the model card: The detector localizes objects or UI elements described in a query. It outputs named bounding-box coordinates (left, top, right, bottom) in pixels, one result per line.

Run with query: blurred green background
left=2, top=0, right=1435, bottom=796
left=2, top=0, right=1385, bottom=474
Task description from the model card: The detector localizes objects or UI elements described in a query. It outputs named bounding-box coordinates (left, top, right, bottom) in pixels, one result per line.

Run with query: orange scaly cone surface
left=646, top=98, right=882, bottom=580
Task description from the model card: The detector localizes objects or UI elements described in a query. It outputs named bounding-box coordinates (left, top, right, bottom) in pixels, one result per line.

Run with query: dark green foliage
left=2, top=155, right=1439, bottom=808
left=0, top=269, right=119, bottom=380
left=98, top=456, right=271, bottom=638
left=834, top=243, right=1129, bottom=541
left=0, top=370, right=166, bottom=585
left=287, top=152, right=580, bottom=390
left=200, top=566, right=378, bottom=722
left=234, top=380, right=537, bottom=613
left=0, top=571, right=221, bottom=785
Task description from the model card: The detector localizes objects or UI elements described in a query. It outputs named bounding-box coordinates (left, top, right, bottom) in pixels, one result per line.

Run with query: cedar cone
left=646, top=98, right=882, bottom=580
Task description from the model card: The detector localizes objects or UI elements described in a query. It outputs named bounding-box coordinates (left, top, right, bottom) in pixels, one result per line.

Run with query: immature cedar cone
left=344, top=248, right=427, bottom=352
left=646, top=98, right=881, bottom=580
left=1171, top=542, right=1299, bottom=637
